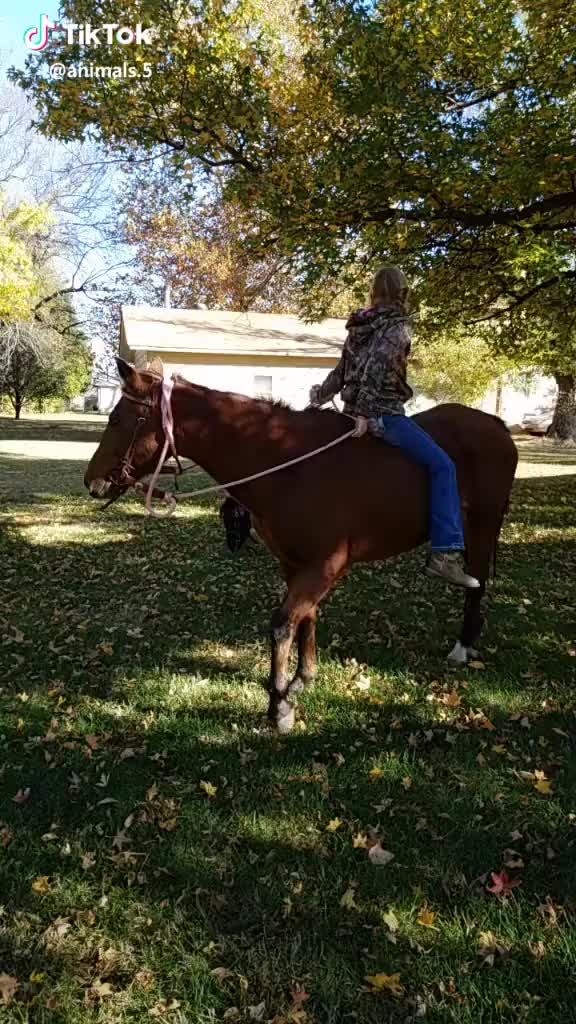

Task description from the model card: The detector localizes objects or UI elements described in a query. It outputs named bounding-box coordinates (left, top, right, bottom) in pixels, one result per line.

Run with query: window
left=254, top=374, right=273, bottom=397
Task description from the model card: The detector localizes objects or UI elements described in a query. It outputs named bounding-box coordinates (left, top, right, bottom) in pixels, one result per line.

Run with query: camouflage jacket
left=314, top=305, right=413, bottom=417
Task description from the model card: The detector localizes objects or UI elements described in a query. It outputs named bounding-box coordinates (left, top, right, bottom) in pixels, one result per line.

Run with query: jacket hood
left=345, top=304, right=410, bottom=334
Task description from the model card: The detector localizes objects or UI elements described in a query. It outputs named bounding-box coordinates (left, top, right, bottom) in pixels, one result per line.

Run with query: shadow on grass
left=0, top=458, right=575, bottom=1021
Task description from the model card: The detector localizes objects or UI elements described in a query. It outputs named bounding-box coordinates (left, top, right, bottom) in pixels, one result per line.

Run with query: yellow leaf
left=417, top=909, right=438, bottom=929
left=29, top=972, right=46, bottom=984
left=199, top=781, right=218, bottom=798
left=383, top=909, right=399, bottom=932
left=492, top=745, right=506, bottom=755
left=326, top=818, right=343, bottom=832
left=365, top=973, right=405, bottom=996
left=534, top=779, right=553, bottom=795
left=32, top=876, right=51, bottom=895
left=352, top=832, right=369, bottom=848
left=369, top=767, right=385, bottom=779
left=468, top=660, right=486, bottom=670
left=146, top=782, right=159, bottom=802
left=401, top=776, right=413, bottom=790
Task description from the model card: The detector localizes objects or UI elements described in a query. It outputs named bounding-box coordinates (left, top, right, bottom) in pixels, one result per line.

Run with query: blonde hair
left=369, top=266, right=410, bottom=313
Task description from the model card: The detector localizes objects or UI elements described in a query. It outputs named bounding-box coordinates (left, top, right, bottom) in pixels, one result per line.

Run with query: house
left=119, top=305, right=346, bottom=408
left=116, top=305, right=557, bottom=430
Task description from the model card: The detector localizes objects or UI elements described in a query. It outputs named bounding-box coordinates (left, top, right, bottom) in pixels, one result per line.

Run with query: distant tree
left=0, top=319, right=92, bottom=419
left=410, top=323, right=516, bottom=408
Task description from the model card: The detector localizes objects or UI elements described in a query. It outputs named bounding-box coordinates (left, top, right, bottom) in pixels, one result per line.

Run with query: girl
left=309, top=266, right=479, bottom=589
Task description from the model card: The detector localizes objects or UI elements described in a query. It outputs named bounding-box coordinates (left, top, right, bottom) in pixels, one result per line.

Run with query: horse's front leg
left=286, top=611, right=317, bottom=698
left=268, top=551, right=348, bottom=732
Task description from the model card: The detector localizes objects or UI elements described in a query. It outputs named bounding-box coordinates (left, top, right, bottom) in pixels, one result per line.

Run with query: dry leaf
left=13, top=788, right=31, bottom=805
left=534, top=778, right=553, bottom=795
left=91, top=978, right=114, bottom=999
left=486, top=870, right=522, bottom=897
left=32, top=876, right=51, bottom=895
left=0, top=974, right=19, bottom=1006
left=368, top=843, right=394, bottom=867
left=365, top=973, right=405, bottom=996
left=199, top=780, right=218, bottom=798
left=352, top=832, right=369, bottom=848
left=340, top=886, right=358, bottom=910
left=146, top=782, right=159, bottom=802
left=326, top=818, right=343, bottom=832
left=417, top=909, right=438, bottom=929
left=468, top=660, right=486, bottom=670
left=369, top=766, right=385, bottom=779
left=383, top=909, right=399, bottom=932
left=149, top=998, right=181, bottom=1016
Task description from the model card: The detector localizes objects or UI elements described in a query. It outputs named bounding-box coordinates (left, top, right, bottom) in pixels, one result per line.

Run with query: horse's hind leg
left=448, top=517, right=495, bottom=666
left=448, top=584, right=486, bottom=665
left=287, top=610, right=318, bottom=697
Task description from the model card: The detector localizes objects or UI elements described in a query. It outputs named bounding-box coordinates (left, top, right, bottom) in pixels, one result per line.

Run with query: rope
left=175, top=425, right=356, bottom=501
left=143, top=376, right=356, bottom=516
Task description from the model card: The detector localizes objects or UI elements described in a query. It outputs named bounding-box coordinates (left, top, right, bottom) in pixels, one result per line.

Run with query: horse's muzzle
left=85, top=477, right=112, bottom=498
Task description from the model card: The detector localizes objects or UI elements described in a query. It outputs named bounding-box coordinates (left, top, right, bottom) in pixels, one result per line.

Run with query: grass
left=0, top=415, right=575, bottom=1024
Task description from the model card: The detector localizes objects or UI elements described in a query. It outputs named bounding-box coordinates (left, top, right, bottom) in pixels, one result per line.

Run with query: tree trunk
left=14, top=401, right=22, bottom=420
left=548, top=374, right=576, bottom=441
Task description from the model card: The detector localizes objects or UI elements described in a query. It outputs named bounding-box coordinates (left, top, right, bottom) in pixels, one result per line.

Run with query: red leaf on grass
left=486, top=870, right=522, bottom=897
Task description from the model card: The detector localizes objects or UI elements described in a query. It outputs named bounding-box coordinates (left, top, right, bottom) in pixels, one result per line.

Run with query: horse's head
left=84, top=358, right=165, bottom=500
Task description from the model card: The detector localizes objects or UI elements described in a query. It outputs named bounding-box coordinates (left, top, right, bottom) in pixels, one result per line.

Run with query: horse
left=85, top=358, right=518, bottom=733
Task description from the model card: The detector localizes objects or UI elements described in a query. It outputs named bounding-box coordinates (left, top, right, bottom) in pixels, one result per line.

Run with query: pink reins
left=143, top=376, right=356, bottom=519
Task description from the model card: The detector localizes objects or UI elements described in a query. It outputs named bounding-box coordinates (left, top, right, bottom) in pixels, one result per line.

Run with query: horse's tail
left=492, top=499, right=510, bottom=581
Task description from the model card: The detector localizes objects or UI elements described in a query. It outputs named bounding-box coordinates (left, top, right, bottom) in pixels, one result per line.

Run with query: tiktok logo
left=23, top=13, right=55, bottom=51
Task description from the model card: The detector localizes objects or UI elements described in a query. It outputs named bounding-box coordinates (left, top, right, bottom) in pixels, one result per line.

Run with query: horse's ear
left=146, top=357, right=164, bottom=378
left=116, top=357, right=136, bottom=385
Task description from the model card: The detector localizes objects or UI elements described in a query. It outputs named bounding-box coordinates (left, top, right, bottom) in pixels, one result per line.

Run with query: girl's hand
left=351, top=416, right=369, bottom=438
left=308, top=385, right=322, bottom=407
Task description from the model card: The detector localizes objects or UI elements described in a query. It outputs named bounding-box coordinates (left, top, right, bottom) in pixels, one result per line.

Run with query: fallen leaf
left=91, top=978, right=114, bottom=999
left=149, top=998, right=181, bottom=1017
left=401, top=776, right=413, bottom=790
left=468, top=660, right=486, bottom=670
left=325, top=818, right=343, bottom=832
left=534, top=779, right=553, bottom=795
left=340, top=886, right=358, bottom=910
left=146, top=782, right=159, bottom=802
left=13, top=788, right=31, bottom=805
left=369, top=766, right=385, bottom=779
left=368, top=843, right=394, bottom=866
left=352, top=832, right=369, bottom=848
left=0, top=974, right=19, bottom=1006
left=365, top=973, right=405, bottom=996
left=417, top=909, right=438, bottom=929
left=32, top=876, right=51, bottom=895
left=486, top=870, right=522, bottom=897
left=383, top=909, right=399, bottom=932
left=199, top=780, right=218, bottom=798
left=81, top=851, right=96, bottom=871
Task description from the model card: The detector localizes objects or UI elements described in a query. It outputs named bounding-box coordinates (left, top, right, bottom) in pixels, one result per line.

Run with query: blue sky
left=1, top=1, right=60, bottom=71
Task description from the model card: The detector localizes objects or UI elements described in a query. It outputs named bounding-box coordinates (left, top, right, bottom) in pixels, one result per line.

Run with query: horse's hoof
left=447, top=641, right=470, bottom=666
left=275, top=701, right=296, bottom=734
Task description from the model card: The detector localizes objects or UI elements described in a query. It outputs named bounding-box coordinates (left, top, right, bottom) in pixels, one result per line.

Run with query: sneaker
left=426, top=552, right=481, bottom=589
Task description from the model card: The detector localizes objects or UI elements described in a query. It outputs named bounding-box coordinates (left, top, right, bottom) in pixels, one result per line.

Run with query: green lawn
left=1, top=416, right=575, bottom=1023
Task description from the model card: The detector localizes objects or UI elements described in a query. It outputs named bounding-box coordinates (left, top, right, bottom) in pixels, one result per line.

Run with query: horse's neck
left=171, top=381, right=286, bottom=481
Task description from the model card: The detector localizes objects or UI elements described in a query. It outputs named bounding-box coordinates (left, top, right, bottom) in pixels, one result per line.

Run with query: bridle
left=102, top=382, right=182, bottom=514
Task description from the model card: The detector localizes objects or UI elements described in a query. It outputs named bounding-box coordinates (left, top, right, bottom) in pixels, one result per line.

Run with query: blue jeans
left=372, top=415, right=464, bottom=552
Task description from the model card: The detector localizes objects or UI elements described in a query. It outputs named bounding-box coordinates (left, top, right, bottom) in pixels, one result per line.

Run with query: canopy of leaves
left=0, top=196, right=52, bottom=322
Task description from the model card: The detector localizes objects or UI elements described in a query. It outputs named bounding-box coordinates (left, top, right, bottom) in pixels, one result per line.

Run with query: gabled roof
left=120, top=306, right=346, bottom=360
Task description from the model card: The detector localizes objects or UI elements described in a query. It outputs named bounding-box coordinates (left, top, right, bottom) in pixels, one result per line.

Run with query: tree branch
left=468, top=269, right=576, bottom=322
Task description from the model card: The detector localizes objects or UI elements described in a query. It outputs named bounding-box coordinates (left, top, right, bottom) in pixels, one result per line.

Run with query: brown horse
left=85, top=359, right=518, bottom=732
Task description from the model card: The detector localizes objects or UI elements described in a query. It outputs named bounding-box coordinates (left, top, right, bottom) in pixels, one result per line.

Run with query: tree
left=0, top=195, right=52, bottom=321
left=411, top=323, right=516, bottom=408
left=0, top=319, right=91, bottom=419
left=13, top=0, right=576, bottom=432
